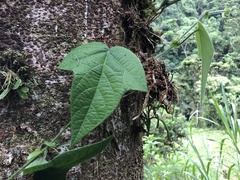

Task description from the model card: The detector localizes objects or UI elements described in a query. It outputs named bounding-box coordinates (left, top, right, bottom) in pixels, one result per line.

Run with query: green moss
left=0, top=49, right=30, bottom=100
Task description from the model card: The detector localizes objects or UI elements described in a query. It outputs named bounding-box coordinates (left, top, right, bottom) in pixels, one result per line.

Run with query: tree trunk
left=0, top=0, right=158, bottom=179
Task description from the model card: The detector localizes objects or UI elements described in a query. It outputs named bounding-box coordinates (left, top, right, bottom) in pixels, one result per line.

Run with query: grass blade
left=227, top=164, right=235, bottom=180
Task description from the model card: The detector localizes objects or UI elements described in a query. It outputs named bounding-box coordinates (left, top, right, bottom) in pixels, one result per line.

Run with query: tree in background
left=152, top=0, right=240, bottom=123
left=0, top=0, right=177, bottom=179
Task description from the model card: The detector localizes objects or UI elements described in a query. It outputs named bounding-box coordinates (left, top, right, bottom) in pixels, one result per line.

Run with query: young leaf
left=58, top=42, right=147, bottom=145
left=23, top=136, right=113, bottom=179
left=195, top=22, right=214, bottom=109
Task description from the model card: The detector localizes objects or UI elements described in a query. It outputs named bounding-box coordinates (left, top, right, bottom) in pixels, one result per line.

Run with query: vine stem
left=159, top=10, right=229, bottom=57
left=8, top=122, right=71, bottom=180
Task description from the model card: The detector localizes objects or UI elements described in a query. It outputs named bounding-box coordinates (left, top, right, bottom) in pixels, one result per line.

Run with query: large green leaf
left=23, top=136, right=113, bottom=179
left=195, top=22, right=214, bottom=108
left=58, top=42, right=147, bottom=145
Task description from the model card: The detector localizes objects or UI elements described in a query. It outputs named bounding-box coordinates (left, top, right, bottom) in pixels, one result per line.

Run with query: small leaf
left=27, top=149, right=43, bottom=160
left=195, top=22, right=214, bottom=109
left=222, top=8, right=230, bottom=18
left=23, top=136, right=113, bottom=179
left=170, top=40, right=180, bottom=48
left=18, top=91, right=28, bottom=99
left=17, top=87, right=29, bottom=99
left=0, top=88, right=10, bottom=100
left=12, top=78, right=22, bottom=90
left=20, top=87, right=29, bottom=93
left=59, top=42, right=147, bottom=145
left=43, top=141, right=56, bottom=148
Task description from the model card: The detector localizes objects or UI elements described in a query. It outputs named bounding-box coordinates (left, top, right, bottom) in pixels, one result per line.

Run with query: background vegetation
left=143, top=0, right=240, bottom=179
left=153, top=0, right=240, bottom=122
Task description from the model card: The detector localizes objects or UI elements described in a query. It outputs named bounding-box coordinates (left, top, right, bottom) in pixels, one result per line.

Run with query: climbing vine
left=9, top=42, right=148, bottom=180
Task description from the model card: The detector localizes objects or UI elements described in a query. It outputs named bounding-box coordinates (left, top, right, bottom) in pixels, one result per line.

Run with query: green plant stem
left=208, top=10, right=230, bottom=16
left=179, top=10, right=227, bottom=41
left=160, top=29, right=198, bottom=57
left=179, top=11, right=208, bottom=41
left=8, top=122, right=71, bottom=180
left=147, top=0, right=181, bottom=24
left=159, top=10, right=229, bottom=57
left=8, top=149, right=45, bottom=180
left=52, top=122, right=71, bottom=143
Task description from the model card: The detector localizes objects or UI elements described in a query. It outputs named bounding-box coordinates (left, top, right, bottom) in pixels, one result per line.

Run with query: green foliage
left=143, top=0, right=240, bottom=178
left=143, top=89, right=240, bottom=179
left=155, top=9, right=216, bottom=113
left=174, top=54, right=240, bottom=123
left=182, top=88, right=240, bottom=179
left=10, top=42, right=147, bottom=179
left=23, top=136, right=113, bottom=179
left=17, top=86, right=29, bottom=99
left=0, top=69, right=28, bottom=100
left=210, top=85, right=240, bottom=154
left=181, top=132, right=213, bottom=180
left=195, top=21, right=214, bottom=108
left=143, top=111, right=187, bottom=179
left=163, top=118, right=186, bottom=141
left=59, top=42, right=147, bottom=145
left=0, top=49, right=30, bottom=100
left=143, top=134, right=186, bottom=180
left=155, top=0, right=240, bottom=122
left=158, top=18, right=214, bottom=118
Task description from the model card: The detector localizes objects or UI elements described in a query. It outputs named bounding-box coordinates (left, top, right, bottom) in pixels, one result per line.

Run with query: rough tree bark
left=0, top=0, right=161, bottom=179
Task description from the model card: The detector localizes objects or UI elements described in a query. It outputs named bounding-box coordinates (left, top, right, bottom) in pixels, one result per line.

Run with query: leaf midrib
left=72, top=51, right=114, bottom=144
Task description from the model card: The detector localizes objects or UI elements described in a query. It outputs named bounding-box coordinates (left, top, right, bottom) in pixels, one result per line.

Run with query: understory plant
left=143, top=8, right=234, bottom=180
left=9, top=42, right=148, bottom=180
left=10, top=14, right=214, bottom=177
left=211, top=84, right=240, bottom=155
left=0, top=68, right=29, bottom=100
left=181, top=85, right=240, bottom=180
left=8, top=6, right=231, bottom=180
left=157, top=0, right=239, bottom=123
left=210, top=85, right=240, bottom=179
left=144, top=87, right=240, bottom=180
left=0, top=49, right=30, bottom=100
